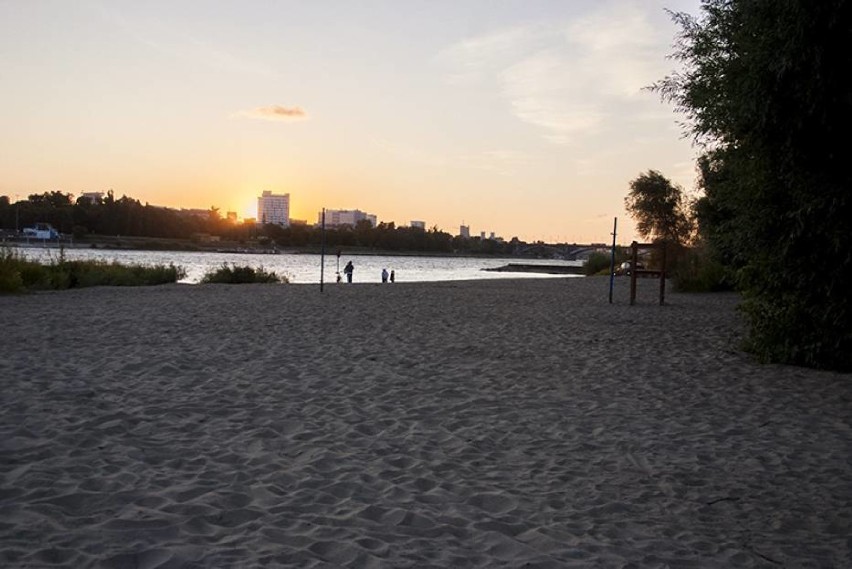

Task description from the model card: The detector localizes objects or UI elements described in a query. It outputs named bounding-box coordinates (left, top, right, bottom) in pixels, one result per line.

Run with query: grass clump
left=0, top=247, right=186, bottom=293
left=200, top=264, right=286, bottom=284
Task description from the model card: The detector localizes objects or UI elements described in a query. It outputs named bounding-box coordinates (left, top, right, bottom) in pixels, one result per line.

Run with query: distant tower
left=459, top=225, right=470, bottom=238
left=257, top=191, right=290, bottom=226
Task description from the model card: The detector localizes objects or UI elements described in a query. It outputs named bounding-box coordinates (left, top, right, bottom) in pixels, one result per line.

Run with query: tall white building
left=319, top=209, right=377, bottom=227
left=257, top=191, right=290, bottom=226
left=459, top=225, right=470, bottom=238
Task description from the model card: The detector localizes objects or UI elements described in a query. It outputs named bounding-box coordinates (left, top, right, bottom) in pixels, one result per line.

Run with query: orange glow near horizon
left=0, top=0, right=703, bottom=244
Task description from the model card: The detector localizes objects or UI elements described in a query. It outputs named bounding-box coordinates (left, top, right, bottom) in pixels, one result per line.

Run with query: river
left=12, top=246, right=584, bottom=284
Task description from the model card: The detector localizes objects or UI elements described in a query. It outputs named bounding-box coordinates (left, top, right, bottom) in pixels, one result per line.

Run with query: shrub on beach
left=584, top=252, right=613, bottom=276
left=55, top=260, right=187, bottom=287
left=671, top=245, right=733, bottom=293
left=0, top=248, right=186, bottom=293
left=200, top=263, right=286, bottom=284
left=0, top=248, right=45, bottom=293
left=0, top=250, right=27, bottom=293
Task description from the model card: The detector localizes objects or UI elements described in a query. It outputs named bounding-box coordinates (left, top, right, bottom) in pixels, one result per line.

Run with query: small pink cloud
left=232, top=105, right=308, bottom=122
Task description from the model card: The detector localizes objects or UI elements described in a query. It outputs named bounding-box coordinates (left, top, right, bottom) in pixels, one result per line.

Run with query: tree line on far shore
left=0, top=191, right=526, bottom=256
left=624, top=1, right=850, bottom=372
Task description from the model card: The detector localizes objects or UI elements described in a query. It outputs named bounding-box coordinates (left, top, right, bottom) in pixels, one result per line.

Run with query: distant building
left=319, top=209, right=377, bottom=227
left=489, top=232, right=496, bottom=240
left=79, top=191, right=104, bottom=205
left=459, top=225, right=470, bottom=239
left=410, top=220, right=426, bottom=230
left=258, top=191, right=290, bottom=226
left=226, top=211, right=238, bottom=223
left=480, top=231, right=486, bottom=240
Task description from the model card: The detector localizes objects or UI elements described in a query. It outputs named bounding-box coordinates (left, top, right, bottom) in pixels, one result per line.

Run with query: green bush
left=58, top=260, right=186, bottom=287
left=0, top=249, right=35, bottom=293
left=200, top=264, right=286, bottom=284
left=0, top=247, right=186, bottom=293
left=584, top=252, right=613, bottom=276
left=0, top=249, right=25, bottom=293
left=671, top=246, right=733, bottom=292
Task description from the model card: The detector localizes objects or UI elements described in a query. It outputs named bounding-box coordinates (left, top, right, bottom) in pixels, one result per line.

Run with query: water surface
left=15, top=246, right=583, bottom=284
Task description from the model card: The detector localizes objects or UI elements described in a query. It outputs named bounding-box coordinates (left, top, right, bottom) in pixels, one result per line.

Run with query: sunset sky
left=1, top=0, right=703, bottom=244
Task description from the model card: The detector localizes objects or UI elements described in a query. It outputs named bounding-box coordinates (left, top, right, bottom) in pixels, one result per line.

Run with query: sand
left=1, top=276, right=850, bottom=568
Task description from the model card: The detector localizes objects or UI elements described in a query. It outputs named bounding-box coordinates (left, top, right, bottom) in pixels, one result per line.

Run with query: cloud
left=438, top=1, right=677, bottom=144
left=232, top=105, right=309, bottom=122
left=436, top=26, right=544, bottom=84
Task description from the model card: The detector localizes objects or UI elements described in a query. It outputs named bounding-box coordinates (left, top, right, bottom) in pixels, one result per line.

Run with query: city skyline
left=1, top=0, right=703, bottom=244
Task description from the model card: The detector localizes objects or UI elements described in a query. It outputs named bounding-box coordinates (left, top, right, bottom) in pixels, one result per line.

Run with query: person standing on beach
left=343, top=260, right=354, bottom=283
left=381, top=268, right=389, bottom=283
left=390, top=270, right=395, bottom=283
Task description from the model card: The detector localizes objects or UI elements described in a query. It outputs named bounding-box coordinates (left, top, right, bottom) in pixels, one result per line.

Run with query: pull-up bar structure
left=629, top=241, right=667, bottom=306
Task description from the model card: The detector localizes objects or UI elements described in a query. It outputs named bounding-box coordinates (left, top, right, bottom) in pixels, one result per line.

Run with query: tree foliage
left=625, top=170, right=693, bottom=245
left=656, top=0, right=852, bottom=370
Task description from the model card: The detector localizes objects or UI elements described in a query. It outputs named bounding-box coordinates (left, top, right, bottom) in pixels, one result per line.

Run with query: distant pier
left=483, top=263, right=584, bottom=275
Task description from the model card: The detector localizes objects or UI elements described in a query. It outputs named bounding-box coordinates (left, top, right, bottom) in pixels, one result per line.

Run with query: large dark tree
left=656, top=1, right=852, bottom=370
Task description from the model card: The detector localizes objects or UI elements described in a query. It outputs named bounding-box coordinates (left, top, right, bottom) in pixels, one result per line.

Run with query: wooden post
left=629, top=241, right=638, bottom=305
left=659, top=242, right=667, bottom=306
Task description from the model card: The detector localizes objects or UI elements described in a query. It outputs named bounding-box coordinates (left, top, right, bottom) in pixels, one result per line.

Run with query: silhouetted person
left=381, top=268, right=389, bottom=283
left=390, top=270, right=395, bottom=283
left=343, top=260, right=354, bottom=283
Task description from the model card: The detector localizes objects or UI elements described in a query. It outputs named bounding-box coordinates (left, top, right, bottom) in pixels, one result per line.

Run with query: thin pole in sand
left=320, top=208, right=326, bottom=292
left=608, top=217, right=617, bottom=304
left=630, top=241, right=639, bottom=305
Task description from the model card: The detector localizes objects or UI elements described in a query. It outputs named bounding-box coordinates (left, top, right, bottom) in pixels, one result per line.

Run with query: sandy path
left=1, top=277, right=850, bottom=568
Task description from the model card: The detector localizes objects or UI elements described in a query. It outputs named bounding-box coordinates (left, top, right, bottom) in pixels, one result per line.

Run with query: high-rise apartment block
left=459, top=225, right=470, bottom=238
left=258, top=191, right=290, bottom=226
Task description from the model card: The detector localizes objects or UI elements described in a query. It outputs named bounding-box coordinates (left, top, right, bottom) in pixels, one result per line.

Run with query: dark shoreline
left=483, top=263, right=585, bottom=275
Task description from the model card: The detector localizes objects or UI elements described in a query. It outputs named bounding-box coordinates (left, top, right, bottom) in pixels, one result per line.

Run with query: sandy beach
left=1, top=276, right=850, bottom=568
